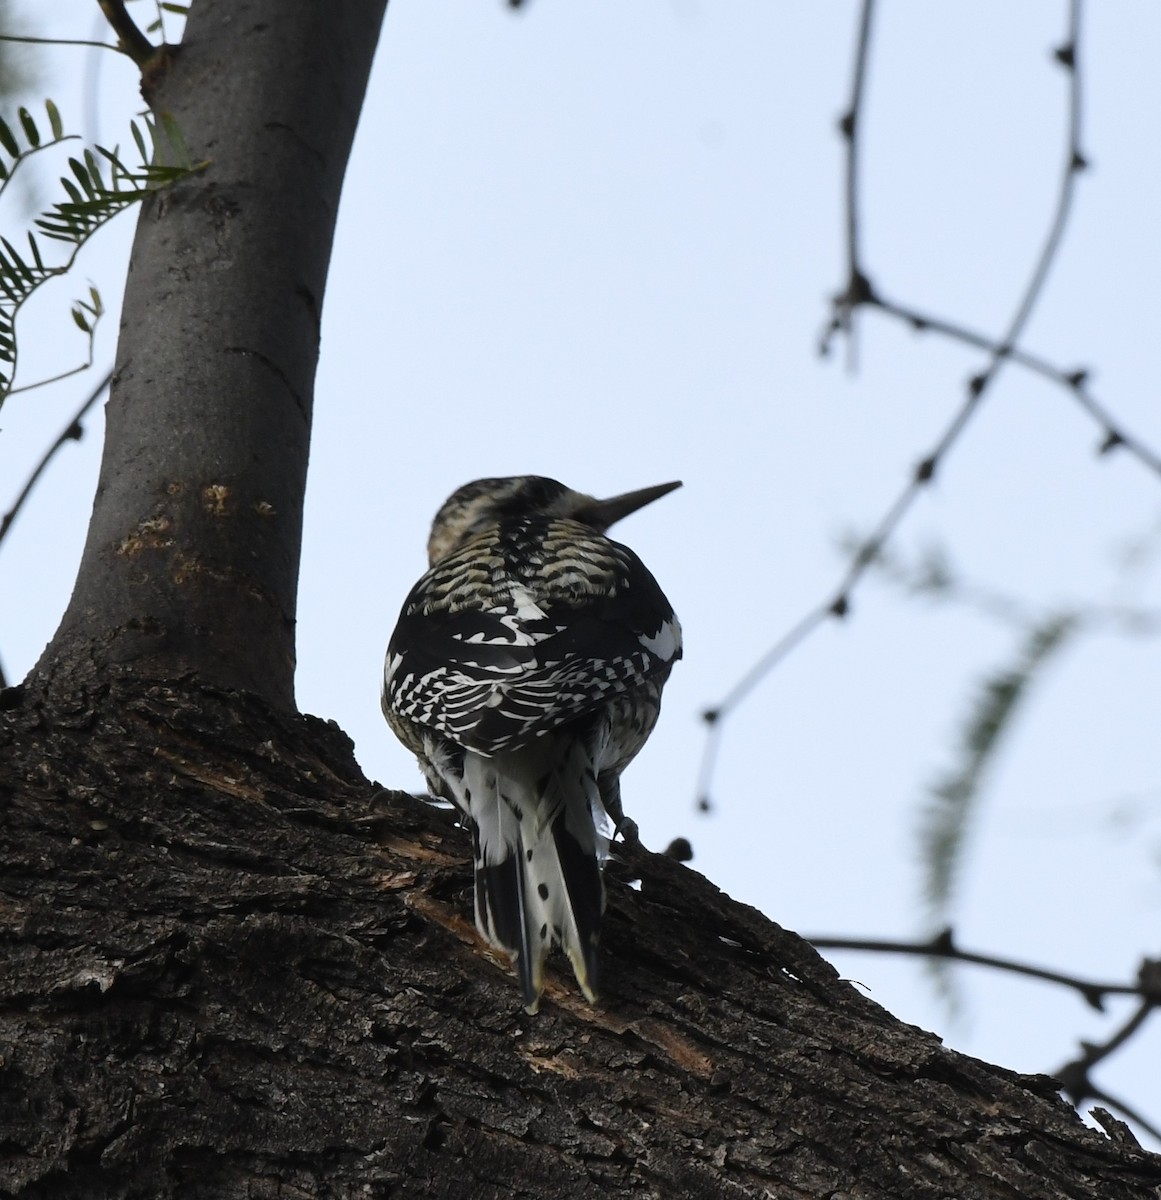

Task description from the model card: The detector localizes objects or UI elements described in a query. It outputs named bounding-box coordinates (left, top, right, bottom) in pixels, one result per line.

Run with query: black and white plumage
left=382, top=475, right=682, bottom=1011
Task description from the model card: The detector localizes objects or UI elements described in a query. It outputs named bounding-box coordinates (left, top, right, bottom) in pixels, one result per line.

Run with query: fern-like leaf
left=919, top=612, right=1078, bottom=925
left=0, top=104, right=199, bottom=404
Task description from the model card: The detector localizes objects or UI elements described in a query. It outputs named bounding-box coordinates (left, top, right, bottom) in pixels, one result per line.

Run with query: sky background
left=3, top=0, right=1160, bottom=1146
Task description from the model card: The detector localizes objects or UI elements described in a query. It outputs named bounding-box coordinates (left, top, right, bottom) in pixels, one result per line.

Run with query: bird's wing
left=384, top=542, right=681, bottom=755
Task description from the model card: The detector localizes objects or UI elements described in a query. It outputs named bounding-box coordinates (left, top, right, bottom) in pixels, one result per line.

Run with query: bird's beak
left=581, top=480, right=682, bottom=531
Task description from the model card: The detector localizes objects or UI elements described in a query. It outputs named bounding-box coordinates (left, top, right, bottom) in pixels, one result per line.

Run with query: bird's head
left=427, top=475, right=682, bottom=564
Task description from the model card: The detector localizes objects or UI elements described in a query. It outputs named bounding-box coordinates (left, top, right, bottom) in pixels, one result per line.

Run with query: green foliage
left=0, top=100, right=199, bottom=406
left=919, top=612, right=1078, bottom=925
left=144, top=3, right=192, bottom=37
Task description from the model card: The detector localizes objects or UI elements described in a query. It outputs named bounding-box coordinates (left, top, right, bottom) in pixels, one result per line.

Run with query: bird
left=382, top=475, right=682, bottom=1012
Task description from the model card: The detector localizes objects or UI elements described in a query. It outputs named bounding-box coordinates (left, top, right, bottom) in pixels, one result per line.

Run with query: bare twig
left=696, top=605, right=832, bottom=810
left=857, top=294, right=1161, bottom=480
left=10, top=366, right=89, bottom=395
left=698, top=2, right=1097, bottom=809
left=833, top=0, right=877, bottom=366
left=0, top=367, right=113, bottom=689
left=0, top=368, right=113, bottom=548
left=807, top=929, right=1160, bottom=1011
left=0, top=33, right=124, bottom=54
left=1056, top=988, right=1161, bottom=1141
left=819, top=2, right=1157, bottom=485
left=813, top=932, right=1161, bottom=1139
left=96, top=0, right=154, bottom=67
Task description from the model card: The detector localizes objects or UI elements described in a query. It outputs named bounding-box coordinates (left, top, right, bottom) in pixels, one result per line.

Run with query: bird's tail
left=463, top=743, right=606, bottom=1012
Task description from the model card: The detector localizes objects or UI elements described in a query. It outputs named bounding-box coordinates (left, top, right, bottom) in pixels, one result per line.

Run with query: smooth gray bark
left=35, top=0, right=387, bottom=710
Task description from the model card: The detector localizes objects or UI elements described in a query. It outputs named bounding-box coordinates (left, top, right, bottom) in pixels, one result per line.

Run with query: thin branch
left=697, top=2, right=1094, bottom=809
left=0, top=368, right=113, bottom=548
left=9, top=346, right=101, bottom=396
left=0, top=360, right=111, bottom=690
left=719, top=597, right=843, bottom=707
left=96, top=0, right=155, bottom=67
left=0, top=33, right=125, bottom=54
left=814, top=931, right=1161, bottom=1140
left=990, top=0, right=1085, bottom=364
left=9, top=364, right=91, bottom=395
left=843, top=0, right=874, bottom=280
left=821, top=4, right=1156, bottom=482
left=834, top=0, right=877, bottom=365
left=697, top=605, right=832, bottom=806
left=807, top=930, right=1159, bottom=1011
left=1056, top=996, right=1158, bottom=1119
left=862, top=292, right=1161, bottom=480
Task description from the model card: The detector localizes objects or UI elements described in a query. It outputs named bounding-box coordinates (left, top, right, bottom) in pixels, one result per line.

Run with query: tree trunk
left=33, top=0, right=387, bottom=710
left=2, top=677, right=1160, bottom=1198
left=5, top=2, right=1161, bottom=1195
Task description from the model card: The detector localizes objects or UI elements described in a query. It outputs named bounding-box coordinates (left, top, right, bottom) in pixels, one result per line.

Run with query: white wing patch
left=639, top=616, right=681, bottom=664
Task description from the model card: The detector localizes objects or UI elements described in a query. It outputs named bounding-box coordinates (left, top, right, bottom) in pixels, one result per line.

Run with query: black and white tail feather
left=464, top=741, right=606, bottom=1007
left=383, top=475, right=681, bottom=1011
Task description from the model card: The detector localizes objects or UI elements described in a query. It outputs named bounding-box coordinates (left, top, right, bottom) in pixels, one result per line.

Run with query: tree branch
left=95, top=0, right=155, bottom=67
left=0, top=368, right=113, bottom=690
left=698, top=1, right=1097, bottom=809
left=833, top=0, right=877, bottom=366
left=0, top=33, right=124, bottom=54
left=807, top=929, right=1161, bottom=1011
left=0, top=369, right=112, bottom=550
left=1056, top=992, right=1160, bottom=1136
left=4, top=677, right=1161, bottom=1195
left=857, top=293, right=1161, bottom=480
left=812, top=933, right=1161, bottom=1139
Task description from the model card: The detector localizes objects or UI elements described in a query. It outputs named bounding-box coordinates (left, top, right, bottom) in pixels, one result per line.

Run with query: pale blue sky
left=4, top=0, right=1160, bottom=1143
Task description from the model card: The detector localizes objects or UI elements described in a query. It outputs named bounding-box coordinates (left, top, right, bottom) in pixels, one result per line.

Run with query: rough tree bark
left=4, top=681, right=1161, bottom=1198
left=3, top=2, right=1161, bottom=1197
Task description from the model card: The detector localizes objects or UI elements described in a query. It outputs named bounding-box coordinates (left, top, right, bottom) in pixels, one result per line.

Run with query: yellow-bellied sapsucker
left=382, top=475, right=681, bottom=1011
